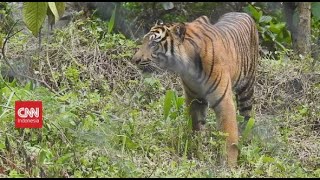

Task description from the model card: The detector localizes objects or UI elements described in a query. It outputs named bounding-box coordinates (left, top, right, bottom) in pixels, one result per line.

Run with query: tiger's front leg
left=185, top=92, right=208, bottom=131
left=208, top=81, right=239, bottom=167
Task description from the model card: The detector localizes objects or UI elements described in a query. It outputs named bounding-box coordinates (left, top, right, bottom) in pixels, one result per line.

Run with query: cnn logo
left=15, top=101, right=43, bottom=128
left=17, top=107, right=40, bottom=118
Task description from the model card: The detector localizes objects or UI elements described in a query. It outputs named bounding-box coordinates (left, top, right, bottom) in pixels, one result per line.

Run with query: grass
left=0, top=16, right=319, bottom=177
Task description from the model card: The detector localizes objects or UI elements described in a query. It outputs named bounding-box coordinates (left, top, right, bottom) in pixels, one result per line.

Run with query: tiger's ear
left=173, top=23, right=186, bottom=41
left=155, top=19, right=164, bottom=26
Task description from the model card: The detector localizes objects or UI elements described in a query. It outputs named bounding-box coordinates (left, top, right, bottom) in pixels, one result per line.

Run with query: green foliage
left=161, top=2, right=174, bottom=10
left=243, top=4, right=292, bottom=52
left=1, top=13, right=319, bottom=178
left=311, top=2, right=320, bottom=21
left=22, top=2, right=48, bottom=36
left=107, top=5, right=116, bottom=34
left=311, top=3, right=320, bottom=45
left=47, top=2, right=65, bottom=26
left=0, top=2, right=14, bottom=48
left=163, top=90, right=184, bottom=120
left=22, top=2, right=65, bottom=36
left=241, top=118, right=255, bottom=143
left=48, top=2, right=59, bottom=24
left=122, top=2, right=187, bottom=24
left=311, top=17, right=320, bottom=42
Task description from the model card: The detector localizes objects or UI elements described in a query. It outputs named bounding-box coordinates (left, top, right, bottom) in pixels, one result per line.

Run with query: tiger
left=131, top=12, right=259, bottom=167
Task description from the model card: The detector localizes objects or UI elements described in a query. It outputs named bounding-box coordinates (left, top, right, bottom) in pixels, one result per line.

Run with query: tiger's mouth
left=132, top=55, right=163, bottom=74
left=137, top=62, right=163, bottom=74
left=140, top=65, right=156, bottom=73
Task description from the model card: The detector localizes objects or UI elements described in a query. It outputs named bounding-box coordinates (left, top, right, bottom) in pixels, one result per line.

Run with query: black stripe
left=152, top=27, right=165, bottom=32
left=159, top=34, right=167, bottom=42
left=211, top=81, right=230, bottom=109
left=195, top=54, right=203, bottom=79
left=236, top=76, right=254, bottom=95
left=201, top=23, right=218, bottom=38
left=204, top=48, right=215, bottom=84
left=201, top=16, right=209, bottom=24
left=244, top=116, right=250, bottom=121
left=170, top=38, right=174, bottom=55
left=151, top=30, right=160, bottom=34
left=239, top=105, right=252, bottom=112
left=205, top=71, right=222, bottom=95
left=185, top=37, right=199, bottom=49
left=238, top=89, right=254, bottom=102
left=182, top=80, right=197, bottom=95
left=194, top=26, right=216, bottom=84
left=197, top=24, right=217, bottom=86
left=196, top=25, right=214, bottom=41
left=226, top=27, right=241, bottom=89
left=154, top=44, right=159, bottom=51
left=214, top=27, right=229, bottom=49
left=248, top=32, right=258, bottom=76
left=163, top=40, right=168, bottom=52
left=187, top=28, right=202, bottom=40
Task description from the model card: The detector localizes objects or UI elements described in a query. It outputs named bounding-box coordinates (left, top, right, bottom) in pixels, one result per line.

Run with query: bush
left=0, top=14, right=319, bottom=178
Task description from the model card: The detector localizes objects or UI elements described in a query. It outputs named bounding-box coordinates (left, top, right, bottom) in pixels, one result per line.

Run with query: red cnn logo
left=15, top=101, right=43, bottom=128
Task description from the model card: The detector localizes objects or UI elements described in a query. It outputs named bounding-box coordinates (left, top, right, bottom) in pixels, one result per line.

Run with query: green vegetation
left=1, top=3, right=320, bottom=178
left=22, top=2, right=65, bottom=36
left=244, top=4, right=292, bottom=52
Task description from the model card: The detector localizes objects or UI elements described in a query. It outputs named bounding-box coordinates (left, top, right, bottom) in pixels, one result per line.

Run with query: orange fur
left=132, top=12, right=259, bottom=167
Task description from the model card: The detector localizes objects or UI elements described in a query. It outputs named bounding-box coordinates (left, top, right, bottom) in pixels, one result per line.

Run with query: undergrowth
left=0, top=16, right=319, bottom=178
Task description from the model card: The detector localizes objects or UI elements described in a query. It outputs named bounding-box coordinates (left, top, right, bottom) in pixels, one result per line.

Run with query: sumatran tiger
left=131, top=12, right=259, bottom=167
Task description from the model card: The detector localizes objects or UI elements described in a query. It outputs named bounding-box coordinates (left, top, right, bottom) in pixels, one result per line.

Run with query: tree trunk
left=283, top=2, right=296, bottom=39
left=295, top=2, right=311, bottom=56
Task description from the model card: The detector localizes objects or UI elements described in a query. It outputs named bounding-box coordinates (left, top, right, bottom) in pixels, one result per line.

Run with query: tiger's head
left=131, top=21, right=187, bottom=73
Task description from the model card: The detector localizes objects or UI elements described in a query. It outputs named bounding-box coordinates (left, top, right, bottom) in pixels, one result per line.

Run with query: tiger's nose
left=133, top=58, right=141, bottom=65
left=132, top=54, right=142, bottom=65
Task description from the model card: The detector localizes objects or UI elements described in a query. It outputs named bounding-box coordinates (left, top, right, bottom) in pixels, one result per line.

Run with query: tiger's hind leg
left=236, top=83, right=254, bottom=134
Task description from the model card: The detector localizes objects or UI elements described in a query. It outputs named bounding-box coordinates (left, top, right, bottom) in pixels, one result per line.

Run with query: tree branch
left=1, top=20, right=61, bottom=95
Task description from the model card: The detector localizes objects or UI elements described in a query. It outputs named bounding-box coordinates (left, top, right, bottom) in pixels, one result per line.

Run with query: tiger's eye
left=150, top=41, right=157, bottom=48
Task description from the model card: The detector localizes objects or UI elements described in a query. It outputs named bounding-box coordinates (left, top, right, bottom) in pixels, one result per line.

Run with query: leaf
left=312, top=2, right=320, bottom=21
left=0, top=33, right=4, bottom=48
left=275, top=162, right=286, bottom=171
left=9, top=170, right=25, bottom=178
left=269, top=22, right=285, bottom=34
left=48, top=2, right=59, bottom=23
left=56, top=153, right=73, bottom=164
left=244, top=4, right=261, bottom=22
left=0, top=142, right=5, bottom=150
left=164, top=90, right=174, bottom=119
left=108, top=5, right=116, bottom=34
left=22, top=2, right=48, bottom=37
left=183, top=139, right=188, bottom=158
left=262, top=156, right=275, bottom=163
left=6, top=92, right=14, bottom=107
left=55, top=2, right=65, bottom=18
left=125, top=137, right=139, bottom=150
left=161, top=2, right=174, bottom=10
left=144, top=77, right=157, bottom=86
left=259, top=15, right=272, bottom=23
left=24, top=81, right=33, bottom=90
left=242, top=117, right=255, bottom=141
left=176, top=97, right=185, bottom=110
left=39, top=149, right=47, bottom=165
left=47, top=9, right=55, bottom=27
left=275, top=40, right=287, bottom=51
